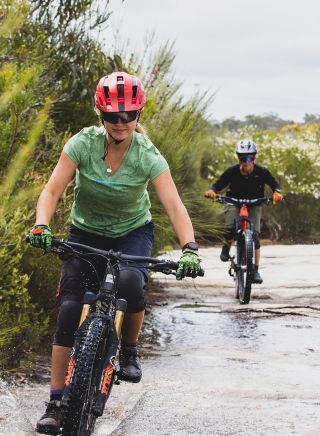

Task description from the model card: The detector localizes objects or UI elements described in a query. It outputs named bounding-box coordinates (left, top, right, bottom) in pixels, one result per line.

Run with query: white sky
left=103, top=0, right=320, bottom=121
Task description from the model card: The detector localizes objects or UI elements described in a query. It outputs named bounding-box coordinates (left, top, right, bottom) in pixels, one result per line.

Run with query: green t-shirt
left=64, top=126, right=169, bottom=237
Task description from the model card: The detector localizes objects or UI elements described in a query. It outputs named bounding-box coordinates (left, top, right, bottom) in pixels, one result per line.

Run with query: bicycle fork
left=63, top=288, right=127, bottom=417
left=94, top=269, right=127, bottom=415
left=94, top=298, right=127, bottom=416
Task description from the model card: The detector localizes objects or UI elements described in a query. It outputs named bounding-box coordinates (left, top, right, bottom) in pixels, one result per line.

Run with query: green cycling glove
left=176, top=251, right=201, bottom=280
left=28, top=224, right=53, bottom=252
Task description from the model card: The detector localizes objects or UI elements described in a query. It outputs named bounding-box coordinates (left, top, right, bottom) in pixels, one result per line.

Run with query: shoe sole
left=220, top=257, right=229, bottom=262
left=119, top=374, right=142, bottom=383
left=36, top=425, right=61, bottom=435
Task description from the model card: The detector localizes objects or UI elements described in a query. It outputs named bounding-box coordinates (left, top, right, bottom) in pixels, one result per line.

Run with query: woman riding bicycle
left=205, top=139, right=283, bottom=284
left=28, top=72, right=201, bottom=434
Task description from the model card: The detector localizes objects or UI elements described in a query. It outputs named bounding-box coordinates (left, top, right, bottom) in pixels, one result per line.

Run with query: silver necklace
left=102, top=141, right=112, bottom=173
left=103, top=141, right=130, bottom=174
left=105, top=160, right=112, bottom=174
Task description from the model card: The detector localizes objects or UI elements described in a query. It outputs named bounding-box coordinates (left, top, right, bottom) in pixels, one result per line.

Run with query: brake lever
left=161, top=268, right=175, bottom=275
left=51, top=244, right=80, bottom=260
left=151, top=263, right=175, bottom=275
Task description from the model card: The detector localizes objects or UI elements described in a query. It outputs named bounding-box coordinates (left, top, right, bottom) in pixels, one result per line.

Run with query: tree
left=201, top=123, right=320, bottom=242
left=0, top=2, right=51, bottom=367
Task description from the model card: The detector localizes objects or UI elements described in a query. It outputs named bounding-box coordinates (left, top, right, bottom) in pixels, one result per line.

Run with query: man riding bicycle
left=205, top=139, right=283, bottom=284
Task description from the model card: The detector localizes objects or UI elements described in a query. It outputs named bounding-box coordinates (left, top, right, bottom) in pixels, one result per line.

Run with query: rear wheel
left=236, top=230, right=254, bottom=304
left=61, top=317, right=109, bottom=436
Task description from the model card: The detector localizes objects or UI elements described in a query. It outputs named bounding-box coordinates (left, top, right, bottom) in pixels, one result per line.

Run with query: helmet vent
left=117, top=82, right=124, bottom=98
left=103, top=85, right=110, bottom=98
left=132, top=77, right=138, bottom=98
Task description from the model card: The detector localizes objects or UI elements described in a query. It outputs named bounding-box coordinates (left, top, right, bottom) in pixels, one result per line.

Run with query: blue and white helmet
left=235, top=139, right=257, bottom=155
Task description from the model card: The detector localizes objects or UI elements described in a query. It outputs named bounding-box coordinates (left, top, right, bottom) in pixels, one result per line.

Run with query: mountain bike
left=206, top=194, right=271, bottom=304
left=29, top=238, right=204, bottom=436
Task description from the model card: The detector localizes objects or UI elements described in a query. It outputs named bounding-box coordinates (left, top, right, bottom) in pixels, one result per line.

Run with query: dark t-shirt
left=211, top=163, right=280, bottom=199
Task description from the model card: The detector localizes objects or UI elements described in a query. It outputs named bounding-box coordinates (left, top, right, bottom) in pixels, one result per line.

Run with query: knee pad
left=253, top=231, right=261, bottom=249
left=117, top=267, right=146, bottom=313
left=53, top=300, right=83, bottom=347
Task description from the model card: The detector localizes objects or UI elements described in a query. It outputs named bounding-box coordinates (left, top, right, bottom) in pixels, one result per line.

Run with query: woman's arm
left=151, top=169, right=195, bottom=247
left=35, top=151, right=77, bottom=225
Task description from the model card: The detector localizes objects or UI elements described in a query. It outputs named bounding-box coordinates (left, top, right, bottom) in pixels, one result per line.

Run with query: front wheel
left=61, top=317, right=109, bottom=436
left=236, top=229, right=254, bottom=304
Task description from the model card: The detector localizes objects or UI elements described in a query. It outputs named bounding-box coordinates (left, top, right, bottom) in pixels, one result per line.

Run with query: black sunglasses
left=101, top=110, right=140, bottom=124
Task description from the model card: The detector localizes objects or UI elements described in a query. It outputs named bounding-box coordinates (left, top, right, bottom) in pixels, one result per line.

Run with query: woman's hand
left=28, top=224, right=53, bottom=252
left=176, top=251, right=201, bottom=280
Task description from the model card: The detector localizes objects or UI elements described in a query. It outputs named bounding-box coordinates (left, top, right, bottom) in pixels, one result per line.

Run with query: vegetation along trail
left=1, top=244, right=320, bottom=435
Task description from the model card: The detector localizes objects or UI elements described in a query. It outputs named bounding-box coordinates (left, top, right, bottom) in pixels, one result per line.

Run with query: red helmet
left=94, top=72, right=146, bottom=112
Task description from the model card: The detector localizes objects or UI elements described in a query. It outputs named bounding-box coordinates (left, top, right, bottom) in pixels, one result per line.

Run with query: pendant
left=106, top=167, right=112, bottom=174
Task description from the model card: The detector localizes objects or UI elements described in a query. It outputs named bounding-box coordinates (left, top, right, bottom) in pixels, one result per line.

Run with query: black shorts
left=56, top=222, right=154, bottom=305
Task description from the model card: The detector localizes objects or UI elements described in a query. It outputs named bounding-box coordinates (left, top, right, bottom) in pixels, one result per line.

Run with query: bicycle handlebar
left=205, top=194, right=273, bottom=206
left=26, top=238, right=205, bottom=277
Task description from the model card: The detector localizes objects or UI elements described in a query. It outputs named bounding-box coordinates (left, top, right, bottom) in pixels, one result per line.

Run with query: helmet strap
left=100, top=109, right=142, bottom=149
left=107, top=132, right=125, bottom=145
left=100, top=116, right=125, bottom=145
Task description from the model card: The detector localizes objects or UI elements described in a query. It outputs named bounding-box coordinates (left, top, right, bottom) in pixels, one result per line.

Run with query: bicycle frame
left=238, top=204, right=251, bottom=231
left=62, top=257, right=124, bottom=420
left=34, top=238, right=204, bottom=435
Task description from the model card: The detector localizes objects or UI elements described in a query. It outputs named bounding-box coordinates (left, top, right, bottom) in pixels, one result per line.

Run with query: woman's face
left=102, top=110, right=141, bottom=143
left=105, top=117, right=137, bottom=142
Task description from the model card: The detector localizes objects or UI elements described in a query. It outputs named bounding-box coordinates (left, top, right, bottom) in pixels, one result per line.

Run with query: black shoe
left=36, top=400, right=62, bottom=435
left=220, top=244, right=230, bottom=262
left=119, top=346, right=142, bottom=383
left=252, top=268, right=263, bottom=284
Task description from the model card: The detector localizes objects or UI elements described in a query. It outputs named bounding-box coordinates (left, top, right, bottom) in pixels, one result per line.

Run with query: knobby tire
left=236, top=229, right=254, bottom=304
left=61, top=317, right=108, bottom=436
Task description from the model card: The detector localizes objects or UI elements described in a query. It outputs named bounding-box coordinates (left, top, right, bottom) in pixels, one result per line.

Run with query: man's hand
left=204, top=190, right=217, bottom=201
left=273, top=191, right=283, bottom=205
left=28, top=224, right=53, bottom=252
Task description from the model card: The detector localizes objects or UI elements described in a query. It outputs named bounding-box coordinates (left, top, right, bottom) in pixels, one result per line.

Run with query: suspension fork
left=62, top=290, right=97, bottom=395
left=114, top=299, right=127, bottom=338
left=62, top=313, right=99, bottom=407
left=94, top=299, right=127, bottom=417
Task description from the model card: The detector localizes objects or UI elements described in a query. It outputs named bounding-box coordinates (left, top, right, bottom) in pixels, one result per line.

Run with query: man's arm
left=211, top=166, right=234, bottom=192
left=263, top=167, right=281, bottom=192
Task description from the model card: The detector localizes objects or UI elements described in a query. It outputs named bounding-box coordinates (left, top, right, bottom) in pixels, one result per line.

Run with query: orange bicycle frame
left=239, top=204, right=249, bottom=231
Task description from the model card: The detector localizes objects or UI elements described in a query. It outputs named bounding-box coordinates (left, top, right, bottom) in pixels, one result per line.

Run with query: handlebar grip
left=25, top=235, right=30, bottom=243
left=198, top=268, right=205, bottom=277
left=167, top=261, right=205, bottom=277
